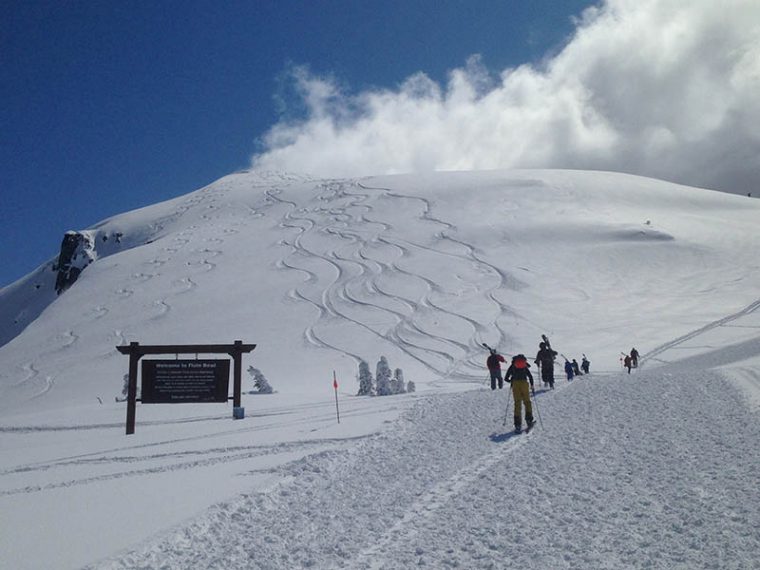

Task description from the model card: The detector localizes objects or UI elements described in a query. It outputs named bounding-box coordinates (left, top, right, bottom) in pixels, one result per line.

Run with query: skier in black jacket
left=486, top=349, right=506, bottom=390
left=535, top=341, right=558, bottom=389
left=505, top=354, right=535, bottom=433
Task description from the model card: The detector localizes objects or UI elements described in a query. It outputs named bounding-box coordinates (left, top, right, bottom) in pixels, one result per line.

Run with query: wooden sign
left=116, top=341, right=256, bottom=434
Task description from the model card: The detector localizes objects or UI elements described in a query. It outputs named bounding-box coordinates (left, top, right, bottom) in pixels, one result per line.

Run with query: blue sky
left=1, top=1, right=592, bottom=288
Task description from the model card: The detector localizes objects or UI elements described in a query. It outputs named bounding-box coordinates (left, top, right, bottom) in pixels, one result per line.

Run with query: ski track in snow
left=367, top=184, right=533, bottom=350
left=8, top=361, right=54, bottom=402
left=91, top=368, right=760, bottom=570
left=87, top=305, right=109, bottom=320
left=268, top=180, right=523, bottom=379
left=59, top=329, right=78, bottom=349
left=31, top=374, right=54, bottom=400
left=115, top=287, right=134, bottom=298
left=149, top=300, right=171, bottom=320
left=0, top=397, right=399, bottom=498
left=112, top=329, right=126, bottom=347
left=0, top=438, right=361, bottom=498
left=641, top=297, right=760, bottom=367
left=170, top=277, right=197, bottom=294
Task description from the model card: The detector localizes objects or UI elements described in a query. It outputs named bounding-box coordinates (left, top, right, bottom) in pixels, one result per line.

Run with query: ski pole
left=502, top=387, right=512, bottom=426
left=531, top=386, right=544, bottom=429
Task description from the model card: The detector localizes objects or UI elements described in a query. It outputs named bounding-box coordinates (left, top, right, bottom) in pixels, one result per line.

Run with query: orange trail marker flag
left=333, top=370, right=341, bottom=424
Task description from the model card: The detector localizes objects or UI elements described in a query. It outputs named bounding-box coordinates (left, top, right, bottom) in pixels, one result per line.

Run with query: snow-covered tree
left=406, top=380, right=416, bottom=393
left=375, top=356, right=392, bottom=396
left=357, top=360, right=374, bottom=396
left=248, top=366, right=273, bottom=394
left=116, top=373, right=140, bottom=402
left=391, top=368, right=406, bottom=394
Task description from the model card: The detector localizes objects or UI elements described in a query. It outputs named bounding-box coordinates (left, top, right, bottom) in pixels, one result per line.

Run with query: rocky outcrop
left=52, top=230, right=127, bottom=294
left=54, top=231, right=97, bottom=294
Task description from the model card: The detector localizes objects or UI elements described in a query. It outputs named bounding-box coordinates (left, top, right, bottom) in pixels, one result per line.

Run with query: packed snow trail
left=92, top=364, right=760, bottom=570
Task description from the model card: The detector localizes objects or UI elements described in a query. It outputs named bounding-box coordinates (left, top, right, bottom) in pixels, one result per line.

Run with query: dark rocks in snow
left=52, top=230, right=125, bottom=295
left=101, top=232, right=123, bottom=243
left=54, top=231, right=96, bottom=294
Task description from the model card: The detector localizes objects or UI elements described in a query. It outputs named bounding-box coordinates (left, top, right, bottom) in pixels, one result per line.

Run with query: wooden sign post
left=116, top=341, right=256, bottom=435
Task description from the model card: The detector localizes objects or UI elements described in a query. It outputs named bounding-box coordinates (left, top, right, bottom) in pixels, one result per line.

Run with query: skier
left=486, top=348, right=506, bottom=390
left=623, top=354, right=632, bottom=374
left=564, top=359, right=574, bottom=380
left=534, top=338, right=558, bottom=389
left=581, top=355, right=590, bottom=374
left=504, top=354, right=535, bottom=433
left=630, top=348, right=639, bottom=368
left=571, top=359, right=583, bottom=376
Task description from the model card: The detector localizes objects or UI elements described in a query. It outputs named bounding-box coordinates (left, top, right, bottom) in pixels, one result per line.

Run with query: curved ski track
left=268, top=180, right=527, bottom=381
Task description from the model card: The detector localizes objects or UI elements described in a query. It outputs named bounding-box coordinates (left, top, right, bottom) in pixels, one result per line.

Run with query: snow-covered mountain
left=2, top=169, right=759, bottom=414
left=1, top=169, right=759, bottom=569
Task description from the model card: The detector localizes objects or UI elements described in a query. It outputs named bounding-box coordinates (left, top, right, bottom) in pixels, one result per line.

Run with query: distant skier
left=571, top=359, right=583, bottom=376
left=630, top=348, right=639, bottom=368
left=564, top=359, right=574, bottom=380
left=486, top=349, right=506, bottom=390
left=535, top=337, right=558, bottom=389
left=581, top=355, right=590, bottom=374
left=505, top=354, right=535, bottom=433
left=623, top=354, right=632, bottom=374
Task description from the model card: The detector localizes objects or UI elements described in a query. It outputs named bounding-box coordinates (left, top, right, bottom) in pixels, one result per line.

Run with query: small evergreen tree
left=248, top=366, right=273, bottom=394
left=391, top=368, right=406, bottom=394
left=406, top=380, right=416, bottom=393
left=375, top=356, right=392, bottom=396
left=116, top=373, right=141, bottom=402
left=357, top=360, right=374, bottom=396
left=115, top=373, right=130, bottom=402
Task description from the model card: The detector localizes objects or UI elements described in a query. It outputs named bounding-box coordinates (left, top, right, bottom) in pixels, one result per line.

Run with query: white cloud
left=252, top=0, right=760, bottom=194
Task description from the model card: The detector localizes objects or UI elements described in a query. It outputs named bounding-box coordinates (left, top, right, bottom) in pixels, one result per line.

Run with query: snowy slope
left=91, top=366, right=760, bottom=570
left=1, top=169, right=759, bottom=414
left=1, top=169, right=759, bottom=569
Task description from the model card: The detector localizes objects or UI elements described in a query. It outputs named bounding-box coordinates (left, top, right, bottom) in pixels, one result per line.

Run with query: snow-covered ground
left=1, top=169, right=759, bottom=569
left=92, top=362, right=760, bottom=570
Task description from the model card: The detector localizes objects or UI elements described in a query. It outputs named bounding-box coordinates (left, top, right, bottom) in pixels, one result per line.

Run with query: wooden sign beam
left=116, top=341, right=256, bottom=435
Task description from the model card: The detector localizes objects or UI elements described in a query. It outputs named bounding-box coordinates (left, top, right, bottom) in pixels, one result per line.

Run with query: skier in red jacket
left=487, top=349, right=506, bottom=390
